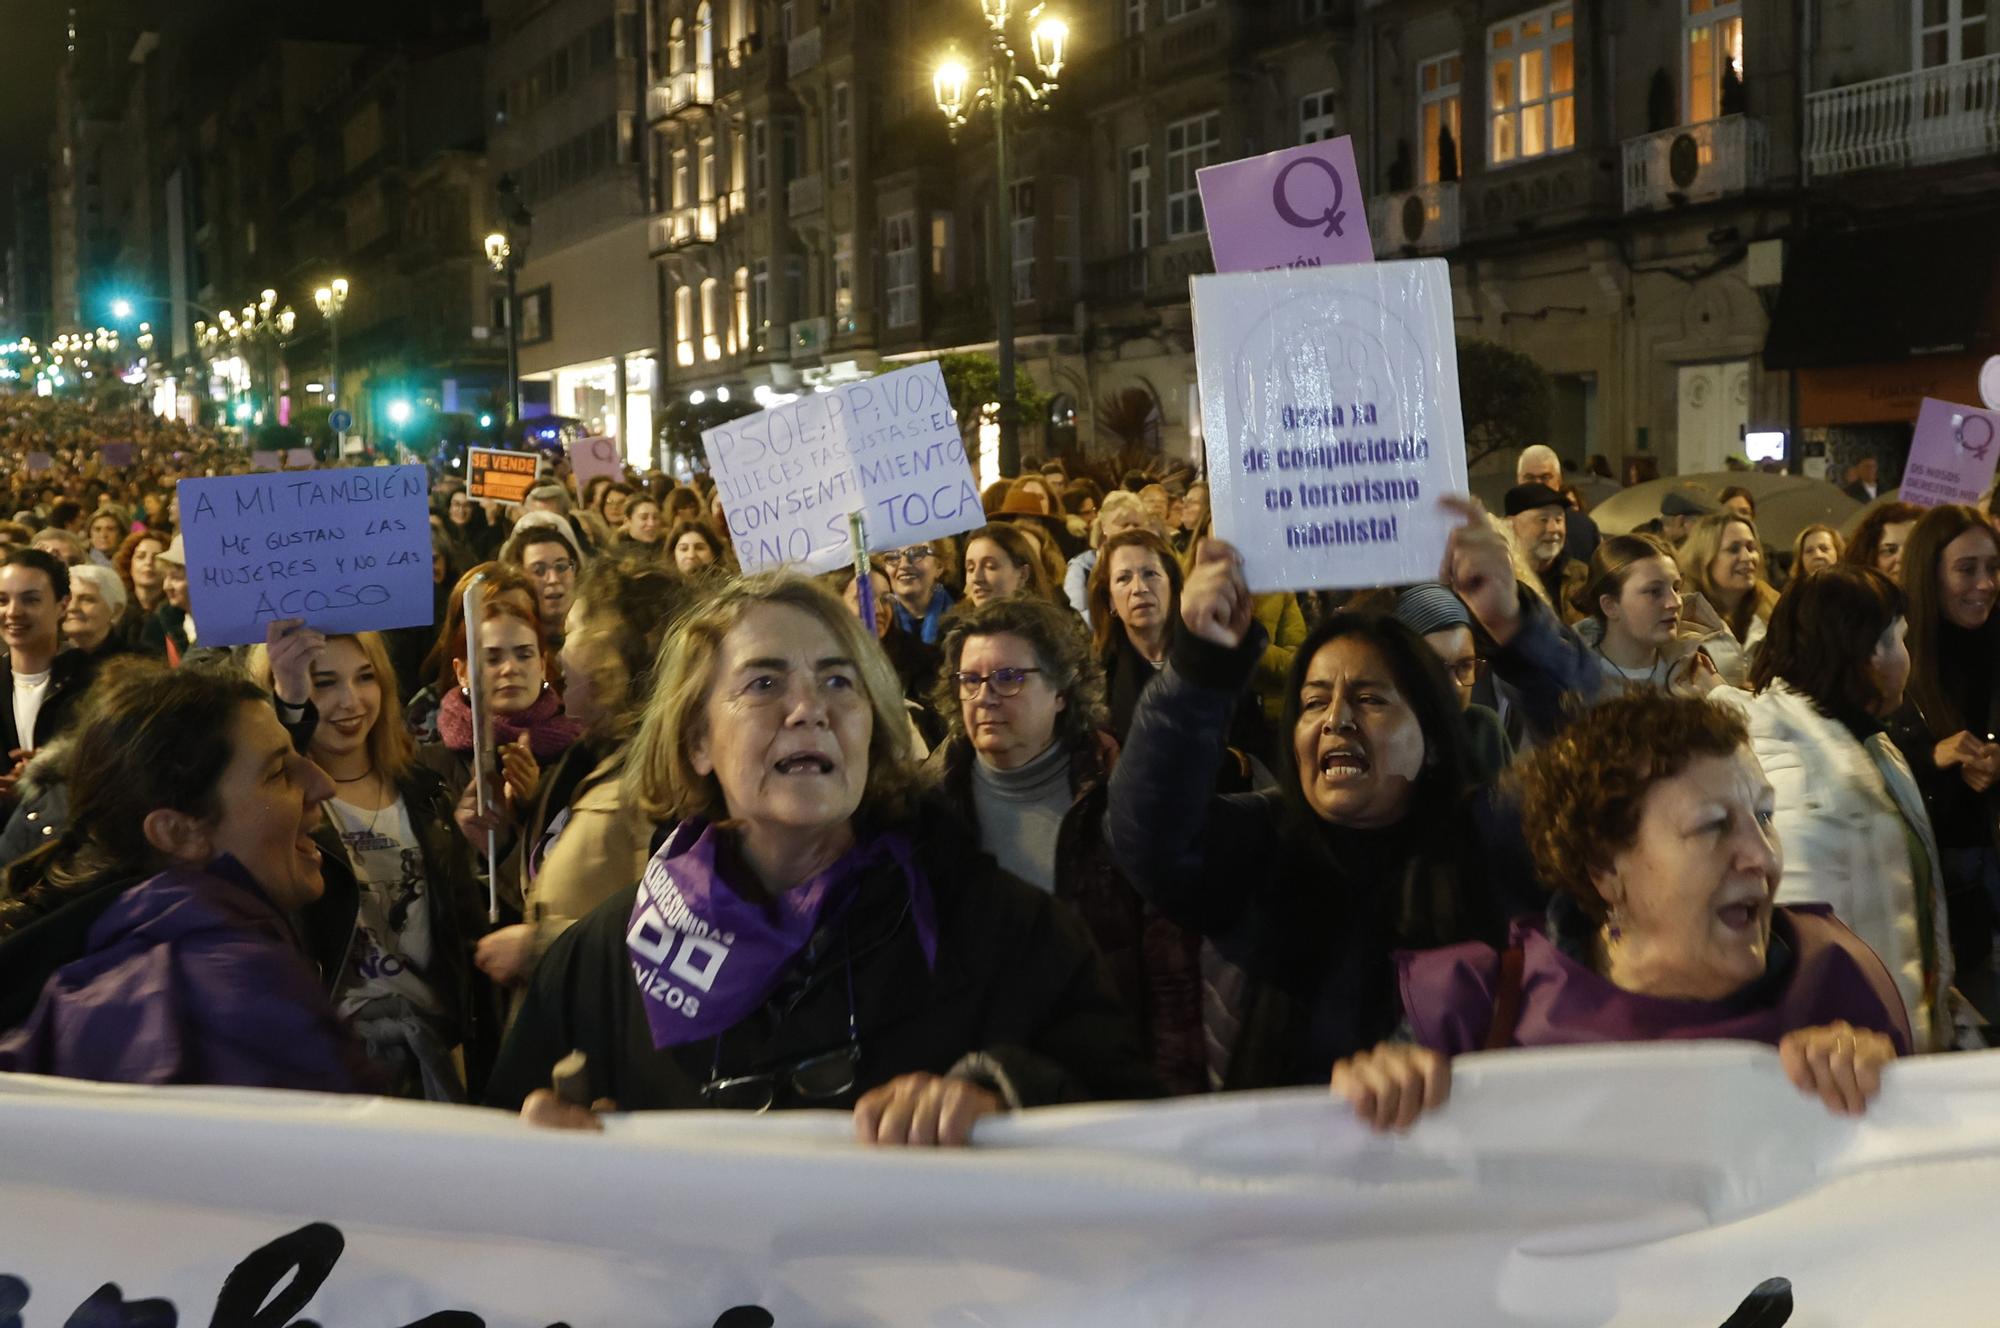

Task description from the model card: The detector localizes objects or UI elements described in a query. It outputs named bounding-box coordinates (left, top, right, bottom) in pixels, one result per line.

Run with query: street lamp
left=933, top=1, right=1068, bottom=479
left=313, top=277, right=349, bottom=423
left=487, top=174, right=534, bottom=428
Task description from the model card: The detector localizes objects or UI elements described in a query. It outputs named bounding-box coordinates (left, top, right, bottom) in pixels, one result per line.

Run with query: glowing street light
left=388, top=399, right=413, bottom=427
left=932, top=0, right=1068, bottom=478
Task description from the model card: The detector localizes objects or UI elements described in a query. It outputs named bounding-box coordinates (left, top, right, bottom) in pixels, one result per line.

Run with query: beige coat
left=523, top=750, right=655, bottom=960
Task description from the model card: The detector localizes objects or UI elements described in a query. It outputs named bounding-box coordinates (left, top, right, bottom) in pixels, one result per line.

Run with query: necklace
left=327, top=771, right=390, bottom=838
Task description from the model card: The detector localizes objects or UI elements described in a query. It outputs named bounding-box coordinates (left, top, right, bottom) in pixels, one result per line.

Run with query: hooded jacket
left=0, top=855, right=376, bottom=1091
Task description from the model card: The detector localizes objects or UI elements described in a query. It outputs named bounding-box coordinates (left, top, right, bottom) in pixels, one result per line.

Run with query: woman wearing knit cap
left=1390, top=583, right=1512, bottom=780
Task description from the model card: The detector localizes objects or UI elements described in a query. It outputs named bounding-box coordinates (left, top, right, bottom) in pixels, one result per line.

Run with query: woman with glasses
left=489, top=574, right=1155, bottom=1142
left=883, top=539, right=955, bottom=645
left=928, top=597, right=1207, bottom=1094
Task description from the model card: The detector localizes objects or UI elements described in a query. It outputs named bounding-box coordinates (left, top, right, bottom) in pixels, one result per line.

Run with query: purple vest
left=1397, top=905, right=1915, bottom=1058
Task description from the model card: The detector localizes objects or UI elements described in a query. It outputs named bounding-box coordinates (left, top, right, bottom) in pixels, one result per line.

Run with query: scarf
left=891, top=584, right=953, bottom=645
left=625, top=819, right=938, bottom=1048
left=434, top=683, right=583, bottom=762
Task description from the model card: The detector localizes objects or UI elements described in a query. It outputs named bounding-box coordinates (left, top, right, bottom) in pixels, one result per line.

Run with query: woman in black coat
left=1104, top=501, right=1601, bottom=1087
left=489, top=574, right=1156, bottom=1142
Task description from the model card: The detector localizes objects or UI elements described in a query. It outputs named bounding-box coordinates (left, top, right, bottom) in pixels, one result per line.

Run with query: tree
left=1456, top=339, right=1552, bottom=469
left=879, top=352, right=1049, bottom=445
left=658, top=397, right=759, bottom=473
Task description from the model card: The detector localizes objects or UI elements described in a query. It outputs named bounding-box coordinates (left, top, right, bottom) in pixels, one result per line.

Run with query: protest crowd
left=4, top=382, right=2000, bottom=1154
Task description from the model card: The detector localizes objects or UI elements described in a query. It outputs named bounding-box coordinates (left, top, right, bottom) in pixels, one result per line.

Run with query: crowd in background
left=0, top=391, right=1996, bottom=1142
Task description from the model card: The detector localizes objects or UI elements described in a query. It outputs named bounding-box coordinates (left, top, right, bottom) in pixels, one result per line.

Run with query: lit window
left=1165, top=111, right=1221, bottom=237
left=1418, top=53, right=1464, bottom=182
left=1487, top=5, right=1575, bottom=166
left=1685, top=0, right=1744, bottom=123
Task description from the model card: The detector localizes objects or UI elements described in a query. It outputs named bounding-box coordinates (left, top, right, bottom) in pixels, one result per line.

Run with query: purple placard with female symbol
left=1901, top=397, right=2000, bottom=510
left=1196, top=136, right=1376, bottom=274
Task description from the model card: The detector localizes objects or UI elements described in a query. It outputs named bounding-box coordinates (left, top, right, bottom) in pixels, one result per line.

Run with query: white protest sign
left=1193, top=258, right=1467, bottom=592
left=702, top=360, right=979, bottom=573
left=178, top=466, right=435, bottom=646
left=10, top=1046, right=2000, bottom=1324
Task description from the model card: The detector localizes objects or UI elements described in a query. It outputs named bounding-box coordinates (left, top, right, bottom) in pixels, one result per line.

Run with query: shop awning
left=1763, top=211, right=2000, bottom=371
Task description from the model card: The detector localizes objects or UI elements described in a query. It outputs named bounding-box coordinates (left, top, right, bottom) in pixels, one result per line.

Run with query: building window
left=785, top=256, right=805, bottom=321
left=1165, top=111, right=1220, bottom=237
left=834, top=232, right=855, bottom=322
left=698, top=136, right=716, bottom=202
left=672, top=148, right=690, bottom=207
left=1300, top=89, right=1338, bottom=143
left=1488, top=5, right=1575, bottom=166
left=675, top=284, right=695, bottom=366
left=733, top=266, right=750, bottom=353
left=696, top=1, right=715, bottom=72
left=751, top=120, right=768, bottom=202
left=931, top=211, right=955, bottom=289
left=1163, top=0, right=1212, bottom=20
left=832, top=83, right=852, bottom=183
left=1685, top=0, right=1744, bottom=122
left=779, top=1, right=794, bottom=43
left=885, top=211, right=918, bottom=327
left=1419, top=53, right=1464, bottom=182
left=1125, top=145, right=1149, bottom=251
left=729, top=120, right=747, bottom=210
left=1918, top=0, right=1989, bottom=66
left=701, top=277, right=722, bottom=360
left=668, top=17, right=686, bottom=74
left=752, top=259, right=770, bottom=343
left=1124, top=0, right=1144, bottom=35
left=1011, top=183, right=1036, bottom=304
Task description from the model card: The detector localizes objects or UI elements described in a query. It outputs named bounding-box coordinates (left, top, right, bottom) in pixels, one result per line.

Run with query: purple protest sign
left=1196, top=135, right=1375, bottom=274
left=250, top=450, right=282, bottom=472
left=25, top=452, right=51, bottom=473
left=1901, top=397, right=2000, bottom=510
left=569, top=435, right=624, bottom=489
left=99, top=442, right=134, bottom=469
left=285, top=448, right=317, bottom=469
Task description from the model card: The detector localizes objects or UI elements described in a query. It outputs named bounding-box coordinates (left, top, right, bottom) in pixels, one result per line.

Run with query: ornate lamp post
left=313, top=277, right=350, bottom=412
left=933, top=0, right=1068, bottom=479
left=487, top=174, right=534, bottom=427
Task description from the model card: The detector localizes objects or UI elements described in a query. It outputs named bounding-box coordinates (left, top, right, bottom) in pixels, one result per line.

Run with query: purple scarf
left=434, top=683, right=582, bottom=762
left=625, top=820, right=938, bottom=1048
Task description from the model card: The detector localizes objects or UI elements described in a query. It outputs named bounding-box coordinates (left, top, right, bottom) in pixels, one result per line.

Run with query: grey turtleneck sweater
left=969, top=738, right=1073, bottom=894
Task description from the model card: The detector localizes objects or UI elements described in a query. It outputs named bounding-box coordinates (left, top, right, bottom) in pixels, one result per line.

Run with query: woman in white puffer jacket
left=1713, top=564, right=1962, bottom=1051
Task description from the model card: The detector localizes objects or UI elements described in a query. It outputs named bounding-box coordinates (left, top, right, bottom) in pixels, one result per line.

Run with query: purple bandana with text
left=625, top=820, right=937, bottom=1048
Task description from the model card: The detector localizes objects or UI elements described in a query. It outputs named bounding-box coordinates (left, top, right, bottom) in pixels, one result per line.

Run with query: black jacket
left=484, top=800, right=1160, bottom=1112
left=0, top=648, right=96, bottom=755
left=138, top=601, right=191, bottom=660
left=1104, top=610, right=1590, bottom=1087
left=298, top=761, right=495, bottom=1094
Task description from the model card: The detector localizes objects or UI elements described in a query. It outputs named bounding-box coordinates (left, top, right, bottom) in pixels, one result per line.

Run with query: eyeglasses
left=1445, top=657, right=1488, bottom=686
left=526, top=560, right=576, bottom=579
left=952, top=666, right=1042, bottom=698
left=700, top=944, right=859, bottom=1112
left=878, top=548, right=936, bottom=565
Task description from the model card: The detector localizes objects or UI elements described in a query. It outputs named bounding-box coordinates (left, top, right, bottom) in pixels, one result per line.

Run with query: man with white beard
left=1504, top=483, right=1572, bottom=609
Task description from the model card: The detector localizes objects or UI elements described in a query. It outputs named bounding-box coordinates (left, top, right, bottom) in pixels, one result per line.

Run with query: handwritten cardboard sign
left=701, top=360, right=981, bottom=574
left=1900, top=397, right=2000, bottom=510
left=570, top=435, right=624, bottom=489
left=178, top=465, right=435, bottom=646
left=25, top=452, right=51, bottom=473
left=99, top=442, right=134, bottom=469
left=467, top=446, right=539, bottom=504
left=1197, top=136, right=1375, bottom=274
left=1192, top=258, right=1467, bottom=592
left=250, top=450, right=282, bottom=472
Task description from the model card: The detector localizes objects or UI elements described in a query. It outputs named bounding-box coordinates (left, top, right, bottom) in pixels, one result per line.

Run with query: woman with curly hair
left=1846, top=501, right=1923, bottom=583
left=1330, top=691, right=1913, bottom=1133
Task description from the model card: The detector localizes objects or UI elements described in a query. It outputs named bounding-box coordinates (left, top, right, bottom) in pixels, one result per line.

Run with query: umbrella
left=1586, top=472, right=1863, bottom=550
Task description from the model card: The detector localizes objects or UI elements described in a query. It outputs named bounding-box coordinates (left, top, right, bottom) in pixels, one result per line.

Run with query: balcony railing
left=670, top=66, right=715, bottom=112
left=669, top=203, right=718, bottom=247
left=1806, top=52, right=2000, bottom=179
left=1621, top=115, right=1769, bottom=211
left=790, top=315, right=829, bottom=361
left=787, top=173, right=824, bottom=218
left=1368, top=181, right=1461, bottom=254
left=788, top=26, right=821, bottom=77
left=721, top=187, right=748, bottom=222
left=646, top=214, right=676, bottom=256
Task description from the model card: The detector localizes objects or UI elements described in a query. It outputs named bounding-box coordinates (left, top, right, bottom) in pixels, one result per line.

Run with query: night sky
left=0, top=0, right=70, bottom=250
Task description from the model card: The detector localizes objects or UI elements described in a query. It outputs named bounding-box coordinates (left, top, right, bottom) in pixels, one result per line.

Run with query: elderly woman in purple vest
left=1332, top=691, right=1913, bottom=1132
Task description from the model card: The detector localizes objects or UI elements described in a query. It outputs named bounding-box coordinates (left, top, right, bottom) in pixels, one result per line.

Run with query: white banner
left=6, top=1044, right=2000, bottom=1324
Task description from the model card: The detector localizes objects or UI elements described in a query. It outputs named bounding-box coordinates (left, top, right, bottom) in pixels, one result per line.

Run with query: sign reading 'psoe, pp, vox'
left=178, top=465, right=435, bottom=646
left=700, top=360, right=981, bottom=574
left=1193, top=257, right=1467, bottom=593
left=1197, top=135, right=1375, bottom=274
